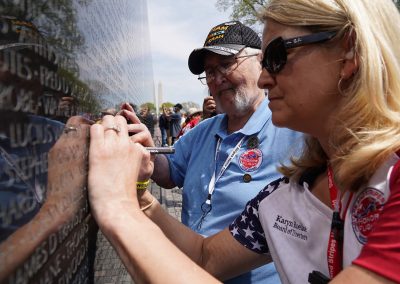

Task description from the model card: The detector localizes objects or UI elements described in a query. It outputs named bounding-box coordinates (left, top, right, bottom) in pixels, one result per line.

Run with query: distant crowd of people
left=159, top=103, right=204, bottom=146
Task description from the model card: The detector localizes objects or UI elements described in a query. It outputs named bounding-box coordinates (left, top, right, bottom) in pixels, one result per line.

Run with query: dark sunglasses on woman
left=262, top=31, right=337, bottom=74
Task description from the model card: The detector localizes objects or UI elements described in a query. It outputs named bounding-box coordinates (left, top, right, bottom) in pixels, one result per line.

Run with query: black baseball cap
left=174, top=103, right=183, bottom=110
left=188, top=21, right=261, bottom=75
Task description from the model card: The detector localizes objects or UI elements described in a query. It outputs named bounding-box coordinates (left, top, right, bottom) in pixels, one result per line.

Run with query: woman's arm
left=88, top=115, right=268, bottom=283
left=100, top=201, right=219, bottom=283
left=102, top=193, right=268, bottom=282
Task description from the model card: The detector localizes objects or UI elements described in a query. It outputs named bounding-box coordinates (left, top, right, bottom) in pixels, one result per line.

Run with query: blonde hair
left=262, top=0, right=400, bottom=191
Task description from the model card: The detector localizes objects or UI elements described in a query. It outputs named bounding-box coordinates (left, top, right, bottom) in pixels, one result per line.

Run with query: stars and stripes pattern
left=229, top=177, right=289, bottom=254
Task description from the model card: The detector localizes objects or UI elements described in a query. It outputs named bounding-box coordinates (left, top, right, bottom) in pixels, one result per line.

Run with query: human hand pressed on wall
left=88, top=115, right=149, bottom=224
left=202, top=96, right=217, bottom=119
left=45, top=115, right=92, bottom=219
left=0, top=115, right=92, bottom=280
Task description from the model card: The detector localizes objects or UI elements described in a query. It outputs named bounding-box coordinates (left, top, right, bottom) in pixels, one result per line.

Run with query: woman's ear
left=345, top=49, right=354, bottom=60
left=341, top=31, right=359, bottom=80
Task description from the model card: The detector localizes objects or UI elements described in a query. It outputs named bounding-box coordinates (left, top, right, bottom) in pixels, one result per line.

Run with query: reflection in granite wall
left=0, top=0, right=154, bottom=283
left=76, top=0, right=154, bottom=109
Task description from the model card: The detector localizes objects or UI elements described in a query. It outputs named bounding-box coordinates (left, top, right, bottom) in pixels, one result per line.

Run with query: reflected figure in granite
left=0, top=16, right=92, bottom=281
left=0, top=15, right=66, bottom=242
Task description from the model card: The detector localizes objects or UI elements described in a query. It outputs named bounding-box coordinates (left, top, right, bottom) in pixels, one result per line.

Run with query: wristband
left=136, top=180, right=150, bottom=190
left=140, top=197, right=155, bottom=211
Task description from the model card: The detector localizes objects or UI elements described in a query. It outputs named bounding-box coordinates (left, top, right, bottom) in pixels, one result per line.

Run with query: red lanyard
left=326, top=166, right=353, bottom=279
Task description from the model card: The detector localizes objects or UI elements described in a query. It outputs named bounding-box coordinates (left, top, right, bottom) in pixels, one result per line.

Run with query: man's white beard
left=235, top=86, right=252, bottom=114
left=218, top=86, right=252, bottom=115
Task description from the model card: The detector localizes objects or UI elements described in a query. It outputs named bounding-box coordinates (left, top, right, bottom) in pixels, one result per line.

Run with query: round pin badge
left=247, top=136, right=259, bottom=149
left=243, top=173, right=252, bottom=183
left=239, top=149, right=263, bottom=172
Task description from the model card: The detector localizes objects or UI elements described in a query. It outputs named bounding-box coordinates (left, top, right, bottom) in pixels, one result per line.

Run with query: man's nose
left=212, top=68, right=227, bottom=85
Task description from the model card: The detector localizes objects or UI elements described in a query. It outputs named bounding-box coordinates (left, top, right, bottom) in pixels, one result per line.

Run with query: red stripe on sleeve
left=353, top=160, right=400, bottom=282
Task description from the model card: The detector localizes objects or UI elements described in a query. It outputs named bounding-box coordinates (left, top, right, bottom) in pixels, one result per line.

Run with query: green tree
left=141, top=102, right=156, bottom=112
left=216, top=0, right=266, bottom=26
left=1, top=0, right=100, bottom=119
left=160, top=102, right=174, bottom=112
left=1, top=0, right=91, bottom=70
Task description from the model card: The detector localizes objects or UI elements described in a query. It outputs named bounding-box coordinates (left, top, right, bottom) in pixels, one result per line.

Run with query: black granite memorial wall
left=0, top=0, right=154, bottom=282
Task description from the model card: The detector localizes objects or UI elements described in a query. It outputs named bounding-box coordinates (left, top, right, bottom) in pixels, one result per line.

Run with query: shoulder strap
left=389, top=151, right=400, bottom=190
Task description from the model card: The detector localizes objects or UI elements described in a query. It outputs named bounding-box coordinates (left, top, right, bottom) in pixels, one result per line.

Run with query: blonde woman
left=88, top=0, right=400, bottom=283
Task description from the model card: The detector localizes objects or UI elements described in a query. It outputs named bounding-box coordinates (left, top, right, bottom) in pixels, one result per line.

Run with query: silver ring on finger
left=104, top=125, right=121, bottom=133
left=64, top=125, right=78, bottom=134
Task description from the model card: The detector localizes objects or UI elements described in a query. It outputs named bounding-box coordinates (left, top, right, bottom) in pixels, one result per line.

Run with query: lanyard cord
left=326, top=166, right=353, bottom=279
left=197, top=136, right=245, bottom=229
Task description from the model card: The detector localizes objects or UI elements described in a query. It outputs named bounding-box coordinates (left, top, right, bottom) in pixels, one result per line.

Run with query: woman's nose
left=257, top=67, right=276, bottom=91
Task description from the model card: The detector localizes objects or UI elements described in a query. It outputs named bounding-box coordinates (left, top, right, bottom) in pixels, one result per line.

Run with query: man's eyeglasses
left=262, top=31, right=337, bottom=74
left=198, top=52, right=259, bottom=85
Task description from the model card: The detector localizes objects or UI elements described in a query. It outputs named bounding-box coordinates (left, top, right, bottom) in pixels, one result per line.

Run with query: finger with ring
left=64, top=125, right=78, bottom=134
left=104, top=125, right=121, bottom=133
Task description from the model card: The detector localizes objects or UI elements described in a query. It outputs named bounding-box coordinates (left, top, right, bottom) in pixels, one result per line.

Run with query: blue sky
left=147, top=0, right=232, bottom=107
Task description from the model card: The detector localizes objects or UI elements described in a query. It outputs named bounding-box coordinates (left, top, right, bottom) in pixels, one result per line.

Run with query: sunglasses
left=262, top=31, right=337, bottom=74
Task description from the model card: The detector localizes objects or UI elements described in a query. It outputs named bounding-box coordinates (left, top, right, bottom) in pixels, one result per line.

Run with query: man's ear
left=341, top=30, right=359, bottom=80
